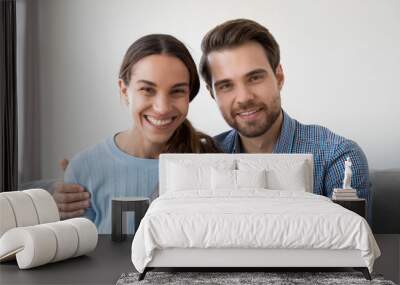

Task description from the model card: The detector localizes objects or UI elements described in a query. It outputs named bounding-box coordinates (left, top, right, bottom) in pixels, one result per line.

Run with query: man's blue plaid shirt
left=214, top=110, right=371, bottom=219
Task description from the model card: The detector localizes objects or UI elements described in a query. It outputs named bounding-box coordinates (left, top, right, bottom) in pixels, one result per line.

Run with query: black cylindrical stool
left=111, top=197, right=149, bottom=242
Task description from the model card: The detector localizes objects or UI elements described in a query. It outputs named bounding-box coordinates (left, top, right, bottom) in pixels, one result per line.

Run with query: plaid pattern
left=214, top=110, right=371, bottom=220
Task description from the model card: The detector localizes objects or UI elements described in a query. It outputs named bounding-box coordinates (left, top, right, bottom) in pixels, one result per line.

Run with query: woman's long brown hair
left=119, top=34, right=221, bottom=154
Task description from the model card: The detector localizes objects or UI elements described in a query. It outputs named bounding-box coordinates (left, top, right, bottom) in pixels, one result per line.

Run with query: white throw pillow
left=236, top=169, right=267, bottom=189
left=167, top=160, right=235, bottom=192
left=167, top=163, right=209, bottom=191
left=266, top=164, right=308, bottom=191
left=211, top=168, right=236, bottom=190
left=211, top=169, right=267, bottom=190
left=237, top=158, right=311, bottom=192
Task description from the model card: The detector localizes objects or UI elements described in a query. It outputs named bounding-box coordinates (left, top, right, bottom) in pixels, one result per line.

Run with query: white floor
left=374, top=234, right=400, bottom=284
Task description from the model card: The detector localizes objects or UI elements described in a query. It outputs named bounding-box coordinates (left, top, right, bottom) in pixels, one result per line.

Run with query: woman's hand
left=52, top=159, right=90, bottom=220
left=53, top=182, right=90, bottom=219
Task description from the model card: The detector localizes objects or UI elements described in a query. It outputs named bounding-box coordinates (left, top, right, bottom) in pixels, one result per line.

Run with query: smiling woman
left=63, top=34, right=220, bottom=234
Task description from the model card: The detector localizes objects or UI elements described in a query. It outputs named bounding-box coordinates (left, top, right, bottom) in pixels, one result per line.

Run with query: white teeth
left=146, top=116, right=173, bottom=126
left=239, top=109, right=258, bottom=116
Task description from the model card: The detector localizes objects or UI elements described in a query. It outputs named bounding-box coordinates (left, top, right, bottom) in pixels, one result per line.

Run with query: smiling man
left=200, top=19, right=371, bottom=218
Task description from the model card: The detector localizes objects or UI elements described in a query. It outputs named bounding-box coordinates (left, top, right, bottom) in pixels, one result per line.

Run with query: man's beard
left=225, top=98, right=281, bottom=138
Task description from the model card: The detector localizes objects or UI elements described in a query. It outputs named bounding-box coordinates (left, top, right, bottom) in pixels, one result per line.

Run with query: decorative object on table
left=111, top=197, right=149, bottom=242
left=0, top=189, right=98, bottom=269
left=332, top=157, right=359, bottom=200
left=343, top=157, right=353, bottom=189
left=116, top=271, right=395, bottom=285
left=332, top=188, right=359, bottom=200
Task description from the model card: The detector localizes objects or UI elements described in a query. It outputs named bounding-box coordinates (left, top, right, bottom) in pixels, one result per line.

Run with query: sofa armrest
left=370, top=169, right=400, bottom=234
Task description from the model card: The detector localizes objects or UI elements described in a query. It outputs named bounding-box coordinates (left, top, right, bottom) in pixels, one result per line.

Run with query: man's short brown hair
left=199, top=19, right=280, bottom=94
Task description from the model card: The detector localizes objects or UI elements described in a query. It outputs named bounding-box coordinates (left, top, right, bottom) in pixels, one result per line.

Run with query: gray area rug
left=117, top=271, right=396, bottom=285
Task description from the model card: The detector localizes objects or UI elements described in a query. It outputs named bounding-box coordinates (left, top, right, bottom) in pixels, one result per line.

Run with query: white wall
left=34, top=0, right=400, bottom=179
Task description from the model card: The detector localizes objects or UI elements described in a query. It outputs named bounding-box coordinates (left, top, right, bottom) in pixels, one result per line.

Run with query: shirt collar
left=232, top=110, right=296, bottom=153
left=232, top=131, right=242, bottom=153
left=272, top=110, right=296, bottom=153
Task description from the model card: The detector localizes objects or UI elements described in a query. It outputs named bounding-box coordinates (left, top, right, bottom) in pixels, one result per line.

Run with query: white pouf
left=0, top=218, right=98, bottom=269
